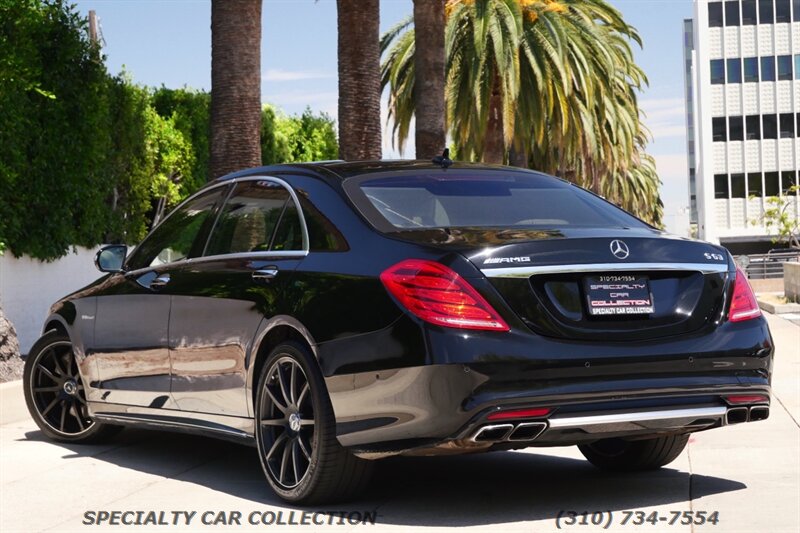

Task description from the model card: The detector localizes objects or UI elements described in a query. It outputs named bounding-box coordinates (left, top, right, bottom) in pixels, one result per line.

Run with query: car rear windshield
left=346, top=171, right=647, bottom=231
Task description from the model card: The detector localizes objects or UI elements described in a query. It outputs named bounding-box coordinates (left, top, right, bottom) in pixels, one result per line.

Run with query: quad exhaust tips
left=725, top=405, right=769, bottom=424
left=471, top=422, right=548, bottom=443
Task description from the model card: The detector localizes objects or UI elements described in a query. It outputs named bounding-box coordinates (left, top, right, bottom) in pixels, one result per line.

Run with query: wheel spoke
left=279, top=438, right=291, bottom=484
left=276, top=365, right=291, bottom=407
left=298, top=418, right=314, bottom=427
left=265, top=385, right=288, bottom=414
left=260, top=418, right=286, bottom=427
left=297, top=435, right=312, bottom=460
left=266, top=432, right=288, bottom=462
left=73, top=394, right=87, bottom=406
left=59, top=401, right=67, bottom=432
left=70, top=404, right=85, bottom=431
left=289, top=363, right=297, bottom=405
left=41, top=397, right=60, bottom=417
left=33, top=386, right=60, bottom=393
left=36, top=364, right=58, bottom=383
left=297, top=383, right=309, bottom=407
left=51, top=351, right=68, bottom=377
left=291, top=439, right=301, bottom=483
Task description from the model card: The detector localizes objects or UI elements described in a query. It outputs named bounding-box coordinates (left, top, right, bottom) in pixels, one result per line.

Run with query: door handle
left=150, top=273, right=171, bottom=290
left=252, top=268, right=279, bottom=283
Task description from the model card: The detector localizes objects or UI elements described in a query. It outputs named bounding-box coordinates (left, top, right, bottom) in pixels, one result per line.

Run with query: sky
left=74, top=0, right=695, bottom=232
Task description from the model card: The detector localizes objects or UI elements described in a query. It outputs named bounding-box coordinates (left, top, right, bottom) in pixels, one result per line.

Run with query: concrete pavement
left=1, top=314, right=798, bottom=533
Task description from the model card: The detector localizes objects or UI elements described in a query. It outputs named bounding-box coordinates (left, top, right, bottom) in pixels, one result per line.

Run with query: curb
left=0, top=380, right=29, bottom=426
left=757, top=298, right=800, bottom=314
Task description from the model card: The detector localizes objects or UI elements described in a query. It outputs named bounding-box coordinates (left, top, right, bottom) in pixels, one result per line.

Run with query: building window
left=709, top=2, right=724, bottom=26
left=729, top=116, right=745, bottom=140
left=797, top=113, right=800, bottom=136
left=761, top=56, right=776, bottom=81
left=795, top=0, right=800, bottom=21
left=744, top=57, right=759, bottom=81
left=760, top=0, right=775, bottom=23
left=746, top=115, right=761, bottom=139
left=713, top=117, right=727, bottom=141
left=795, top=55, right=800, bottom=80
left=711, top=59, right=726, bottom=84
left=763, top=114, right=778, bottom=138
left=764, top=172, right=780, bottom=196
left=776, top=0, right=791, bottom=21
left=715, top=174, right=730, bottom=199
left=727, top=58, right=742, bottom=83
left=725, top=1, right=741, bottom=25
left=778, top=55, right=793, bottom=80
left=743, top=0, right=758, bottom=23
left=732, top=174, right=747, bottom=198
left=748, top=173, right=764, bottom=197
left=783, top=171, right=799, bottom=192
left=780, top=113, right=795, bottom=137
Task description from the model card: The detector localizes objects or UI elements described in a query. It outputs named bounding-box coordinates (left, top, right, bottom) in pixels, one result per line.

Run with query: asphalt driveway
left=1, top=314, right=798, bottom=533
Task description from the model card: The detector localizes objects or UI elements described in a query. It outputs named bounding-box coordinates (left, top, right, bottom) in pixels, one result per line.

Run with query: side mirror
left=95, top=244, right=128, bottom=273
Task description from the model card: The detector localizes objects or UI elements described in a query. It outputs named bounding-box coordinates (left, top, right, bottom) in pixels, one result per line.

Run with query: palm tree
left=210, top=0, right=262, bottom=179
left=382, top=0, right=663, bottom=226
left=413, top=0, right=446, bottom=159
left=337, top=0, right=382, bottom=160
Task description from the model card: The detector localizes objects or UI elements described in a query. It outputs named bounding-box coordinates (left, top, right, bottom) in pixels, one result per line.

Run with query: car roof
left=212, top=160, right=551, bottom=182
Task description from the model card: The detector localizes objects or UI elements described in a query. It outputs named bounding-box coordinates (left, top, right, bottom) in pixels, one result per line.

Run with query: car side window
left=205, top=180, right=304, bottom=256
left=298, top=195, right=349, bottom=252
left=126, top=187, right=224, bottom=271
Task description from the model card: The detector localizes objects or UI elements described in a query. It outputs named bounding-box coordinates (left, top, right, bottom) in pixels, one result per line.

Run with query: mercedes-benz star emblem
left=610, top=239, right=630, bottom=260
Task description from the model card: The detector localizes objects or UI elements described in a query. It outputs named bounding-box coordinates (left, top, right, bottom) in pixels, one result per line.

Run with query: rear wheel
left=23, top=331, right=119, bottom=443
left=578, top=434, right=689, bottom=471
left=255, top=341, right=373, bottom=504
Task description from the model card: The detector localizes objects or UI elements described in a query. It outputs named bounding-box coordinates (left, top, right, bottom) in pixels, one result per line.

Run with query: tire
left=578, top=434, right=690, bottom=471
left=254, top=341, right=373, bottom=504
left=23, top=331, right=120, bottom=443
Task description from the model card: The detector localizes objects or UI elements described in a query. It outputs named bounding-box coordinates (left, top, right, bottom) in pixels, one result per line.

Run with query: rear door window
left=205, top=180, right=304, bottom=256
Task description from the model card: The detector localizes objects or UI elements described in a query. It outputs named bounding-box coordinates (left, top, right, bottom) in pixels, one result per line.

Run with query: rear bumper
left=324, top=316, right=773, bottom=457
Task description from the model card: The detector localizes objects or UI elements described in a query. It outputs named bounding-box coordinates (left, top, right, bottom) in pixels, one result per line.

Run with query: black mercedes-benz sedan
left=24, top=161, right=773, bottom=503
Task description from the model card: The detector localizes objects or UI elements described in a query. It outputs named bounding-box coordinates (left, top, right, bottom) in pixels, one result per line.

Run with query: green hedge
left=0, top=1, right=337, bottom=261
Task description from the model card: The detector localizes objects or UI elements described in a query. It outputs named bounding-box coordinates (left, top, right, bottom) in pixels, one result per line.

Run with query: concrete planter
left=786, top=262, right=800, bottom=303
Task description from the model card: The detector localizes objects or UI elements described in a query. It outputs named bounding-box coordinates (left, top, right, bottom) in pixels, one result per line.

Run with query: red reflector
left=728, top=266, right=762, bottom=322
left=380, top=259, right=510, bottom=331
left=725, top=395, right=769, bottom=404
left=487, top=408, right=552, bottom=421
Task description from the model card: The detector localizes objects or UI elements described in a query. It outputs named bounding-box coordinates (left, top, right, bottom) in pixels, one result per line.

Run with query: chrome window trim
left=547, top=406, right=728, bottom=429
left=481, top=262, right=729, bottom=278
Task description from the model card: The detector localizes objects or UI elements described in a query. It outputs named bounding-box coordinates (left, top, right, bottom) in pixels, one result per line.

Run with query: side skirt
left=90, top=402, right=256, bottom=447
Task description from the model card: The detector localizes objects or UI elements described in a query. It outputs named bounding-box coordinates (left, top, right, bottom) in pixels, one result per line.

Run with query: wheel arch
left=247, top=316, right=319, bottom=416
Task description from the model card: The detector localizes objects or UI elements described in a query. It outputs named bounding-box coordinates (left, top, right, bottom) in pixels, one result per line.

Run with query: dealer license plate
left=584, top=275, right=654, bottom=316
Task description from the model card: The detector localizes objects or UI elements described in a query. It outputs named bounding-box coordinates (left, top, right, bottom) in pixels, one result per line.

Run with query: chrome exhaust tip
left=508, top=422, right=547, bottom=442
left=471, top=424, right=514, bottom=442
left=749, top=406, right=770, bottom=422
left=726, top=406, right=748, bottom=425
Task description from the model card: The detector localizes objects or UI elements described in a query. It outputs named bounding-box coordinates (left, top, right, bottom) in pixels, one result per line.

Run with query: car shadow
left=22, top=428, right=746, bottom=527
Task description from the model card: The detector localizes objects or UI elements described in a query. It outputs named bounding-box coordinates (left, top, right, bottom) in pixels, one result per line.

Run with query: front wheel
left=254, top=341, right=373, bottom=504
left=578, top=434, right=689, bottom=471
left=23, top=331, right=119, bottom=443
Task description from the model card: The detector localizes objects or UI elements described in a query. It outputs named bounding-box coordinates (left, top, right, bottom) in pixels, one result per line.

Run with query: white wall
left=0, top=247, right=103, bottom=355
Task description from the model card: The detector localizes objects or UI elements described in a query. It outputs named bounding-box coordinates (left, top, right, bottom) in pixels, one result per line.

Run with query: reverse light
left=728, top=266, right=762, bottom=323
left=725, top=394, right=769, bottom=405
left=380, top=259, right=510, bottom=331
left=487, top=408, right=552, bottom=421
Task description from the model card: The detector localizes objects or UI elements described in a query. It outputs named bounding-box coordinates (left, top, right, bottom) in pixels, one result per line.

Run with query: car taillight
left=728, top=266, right=762, bottom=323
left=487, top=408, right=552, bottom=421
left=380, top=259, right=510, bottom=331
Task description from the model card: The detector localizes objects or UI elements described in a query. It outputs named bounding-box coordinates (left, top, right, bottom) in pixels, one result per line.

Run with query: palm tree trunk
left=413, top=0, right=446, bottom=160
left=508, top=144, right=528, bottom=168
left=210, top=0, right=262, bottom=179
left=337, top=0, right=382, bottom=160
left=483, top=71, right=505, bottom=164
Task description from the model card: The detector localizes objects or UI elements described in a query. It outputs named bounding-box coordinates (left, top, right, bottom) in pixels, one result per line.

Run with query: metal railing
left=739, top=250, right=800, bottom=279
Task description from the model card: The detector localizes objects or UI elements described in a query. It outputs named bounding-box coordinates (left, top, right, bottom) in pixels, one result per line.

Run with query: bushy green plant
left=262, top=105, right=338, bottom=164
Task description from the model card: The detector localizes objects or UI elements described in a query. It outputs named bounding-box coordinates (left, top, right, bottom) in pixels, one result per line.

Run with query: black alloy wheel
left=23, top=331, right=118, bottom=442
left=254, top=342, right=373, bottom=503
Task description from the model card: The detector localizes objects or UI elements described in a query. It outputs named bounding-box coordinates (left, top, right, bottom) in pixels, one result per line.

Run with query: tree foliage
left=382, top=0, right=663, bottom=226
left=0, top=1, right=338, bottom=261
